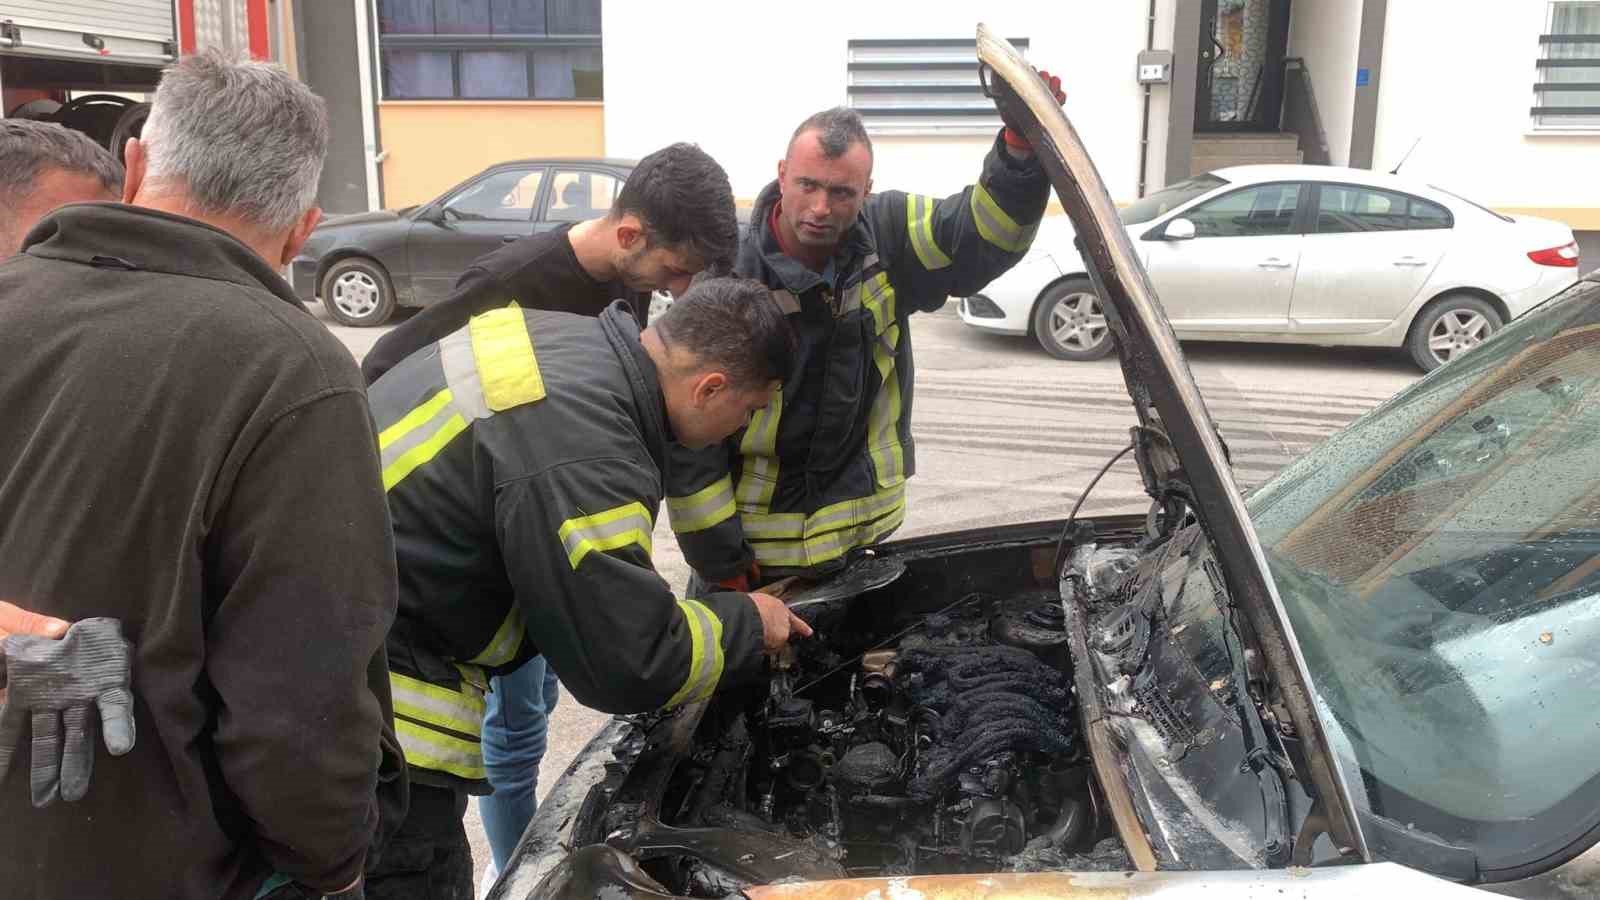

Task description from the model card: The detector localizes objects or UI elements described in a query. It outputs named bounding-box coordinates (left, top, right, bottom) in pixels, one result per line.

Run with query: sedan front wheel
left=1407, top=294, right=1503, bottom=372
left=321, top=257, right=397, bottom=327
left=1032, top=278, right=1113, bottom=361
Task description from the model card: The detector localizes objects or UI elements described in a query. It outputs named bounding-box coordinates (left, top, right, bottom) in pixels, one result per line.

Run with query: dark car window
left=1183, top=183, right=1302, bottom=238
left=444, top=168, right=544, bottom=222
left=1119, top=174, right=1228, bottom=225
left=1315, top=185, right=1454, bottom=234
left=546, top=169, right=622, bottom=224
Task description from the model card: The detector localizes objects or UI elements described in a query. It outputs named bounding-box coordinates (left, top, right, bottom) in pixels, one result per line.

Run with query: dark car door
left=534, top=166, right=626, bottom=234
left=406, top=166, right=548, bottom=306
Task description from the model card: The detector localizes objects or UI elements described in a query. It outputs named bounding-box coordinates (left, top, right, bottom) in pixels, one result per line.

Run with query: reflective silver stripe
left=736, top=454, right=777, bottom=511
left=971, top=182, right=1038, bottom=253
left=379, top=391, right=461, bottom=473
left=667, top=477, right=737, bottom=533
left=395, top=719, right=485, bottom=780
left=469, top=606, right=524, bottom=668
left=390, top=672, right=485, bottom=734
left=558, top=502, right=654, bottom=568
left=907, top=194, right=953, bottom=271
left=666, top=598, right=725, bottom=707
left=440, top=328, right=492, bottom=420
left=752, top=500, right=906, bottom=569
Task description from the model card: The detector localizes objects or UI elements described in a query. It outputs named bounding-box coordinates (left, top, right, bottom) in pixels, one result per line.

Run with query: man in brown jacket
left=0, top=50, right=403, bottom=899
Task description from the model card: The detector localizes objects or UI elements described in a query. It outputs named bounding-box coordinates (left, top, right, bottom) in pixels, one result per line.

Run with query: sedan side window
left=443, top=168, right=544, bottom=222
left=546, top=170, right=621, bottom=224
left=1316, top=185, right=1453, bottom=234
left=1183, top=183, right=1302, bottom=238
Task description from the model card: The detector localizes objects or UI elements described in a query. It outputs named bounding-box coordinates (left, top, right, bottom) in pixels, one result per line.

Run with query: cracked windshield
left=1249, top=283, right=1600, bottom=854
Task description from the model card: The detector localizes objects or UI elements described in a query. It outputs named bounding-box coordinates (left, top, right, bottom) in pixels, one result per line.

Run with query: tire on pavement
left=1031, top=277, right=1113, bottom=361
left=1406, top=293, right=1503, bottom=372
left=321, top=257, right=397, bottom=328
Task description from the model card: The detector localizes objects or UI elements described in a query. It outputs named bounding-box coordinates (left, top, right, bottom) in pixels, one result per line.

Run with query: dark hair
left=654, top=278, right=796, bottom=390
left=614, top=142, right=738, bottom=273
left=0, top=119, right=124, bottom=202
left=788, top=106, right=873, bottom=162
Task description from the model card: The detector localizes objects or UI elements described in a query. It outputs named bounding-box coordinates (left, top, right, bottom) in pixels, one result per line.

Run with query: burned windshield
left=1247, top=280, right=1600, bottom=870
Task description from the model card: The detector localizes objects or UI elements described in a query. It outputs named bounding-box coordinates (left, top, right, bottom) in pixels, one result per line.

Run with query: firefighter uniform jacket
left=667, top=131, right=1050, bottom=580
left=367, top=302, right=767, bottom=793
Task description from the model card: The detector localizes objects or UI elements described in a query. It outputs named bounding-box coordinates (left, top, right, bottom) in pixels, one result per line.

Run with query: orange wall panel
left=377, top=101, right=605, bottom=209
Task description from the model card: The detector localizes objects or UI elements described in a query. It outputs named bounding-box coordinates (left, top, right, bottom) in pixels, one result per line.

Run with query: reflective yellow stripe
left=750, top=495, right=907, bottom=570
left=395, top=718, right=486, bottom=781
left=666, top=598, right=726, bottom=707
left=468, top=307, right=545, bottom=412
left=468, top=606, right=525, bottom=668
left=743, top=483, right=907, bottom=541
left=906, top=193, right=953, bottom=271
left=667, top=476, right=737, bottom=534
left=389, top=671, right=486, bottom=735
left=867, top=320, right=905, bottom=488
left=382, top=409, right=469, bottom=491
left=558, top=501, right=654, bottom=569
left=379, top=388, right=453, bottom=450
left=971, top=181, right=1039, bottom=253
left=736, top=387, right=783, bottom=514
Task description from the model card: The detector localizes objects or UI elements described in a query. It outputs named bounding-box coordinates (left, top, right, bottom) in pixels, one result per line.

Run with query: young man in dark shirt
left=360, top=142, right=740, bottom=889
left=360, top=142, right=737, bottom=385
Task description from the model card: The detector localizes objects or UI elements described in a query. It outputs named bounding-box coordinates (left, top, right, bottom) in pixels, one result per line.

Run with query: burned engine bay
left=559, top=522, right=1193, bottom=896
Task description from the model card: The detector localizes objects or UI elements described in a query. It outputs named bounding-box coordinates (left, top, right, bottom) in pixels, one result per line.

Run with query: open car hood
left=975, top=25, right=1369, bottom=861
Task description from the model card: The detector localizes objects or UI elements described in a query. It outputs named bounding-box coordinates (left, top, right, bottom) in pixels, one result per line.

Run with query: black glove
left=0, top=617, right=136, bottom=806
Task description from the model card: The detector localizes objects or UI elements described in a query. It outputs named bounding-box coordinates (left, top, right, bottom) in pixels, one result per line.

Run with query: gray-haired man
left=0, top=51, right=404, bottom=899
left=0, top=119, right=124, bottom=254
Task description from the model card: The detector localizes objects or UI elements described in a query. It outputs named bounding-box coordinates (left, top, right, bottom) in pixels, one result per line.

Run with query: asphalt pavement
left=316, top=299, right=1422, bottom=891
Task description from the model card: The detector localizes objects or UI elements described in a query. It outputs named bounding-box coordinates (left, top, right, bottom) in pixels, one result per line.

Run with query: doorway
left=1196, top=0, right=1292, bottom=132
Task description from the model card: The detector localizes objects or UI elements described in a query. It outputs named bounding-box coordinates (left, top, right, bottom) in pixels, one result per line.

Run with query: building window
left=377, top=0, right=602, bottom=101
left=1533, top=2, right=1600, bottom=128
left=846, top=38, right=1027, bottom=135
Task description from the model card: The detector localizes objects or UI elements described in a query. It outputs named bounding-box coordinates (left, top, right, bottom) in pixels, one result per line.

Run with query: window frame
left=540, top=166, right=625, bottom=224
left=1307, top=182, right=1456, bottom=236
left=1531, top=1, right=1600, bottom=130
left=375, top=0, right=602, bottom=102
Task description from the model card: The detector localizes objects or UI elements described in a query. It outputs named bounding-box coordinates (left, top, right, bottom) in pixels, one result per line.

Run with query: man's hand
left=747, top=592, right=814, bottom=652
left=0, top=617, right=136, bottom=806
left=1000, top=67, right=1067, bottom=158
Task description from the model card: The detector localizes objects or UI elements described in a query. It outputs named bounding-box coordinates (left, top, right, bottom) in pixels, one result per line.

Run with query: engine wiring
left=1051, top=442, right=1138, bottom=581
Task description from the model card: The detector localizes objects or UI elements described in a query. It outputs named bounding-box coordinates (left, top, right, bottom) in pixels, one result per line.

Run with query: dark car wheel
left=1032, top=278, right=1113, bottom=361
left=1407, top=294, right=1503, bottom=372
left=321, top=257, right=397, bottom=327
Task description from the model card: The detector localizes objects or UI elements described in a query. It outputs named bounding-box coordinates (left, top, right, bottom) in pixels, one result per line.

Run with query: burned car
left=490, top=27, right=1600, bottom=899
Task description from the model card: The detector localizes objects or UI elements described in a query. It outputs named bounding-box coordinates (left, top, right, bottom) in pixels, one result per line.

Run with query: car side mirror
left=1164, top=218, right=1197, bottom=241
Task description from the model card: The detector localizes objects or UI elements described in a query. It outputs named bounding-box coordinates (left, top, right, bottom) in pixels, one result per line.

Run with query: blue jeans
left=479, top=655, right=560, bottom=871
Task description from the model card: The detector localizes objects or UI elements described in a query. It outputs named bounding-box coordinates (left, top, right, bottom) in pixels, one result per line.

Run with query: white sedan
left=958, top=164, right=1580, bottom=371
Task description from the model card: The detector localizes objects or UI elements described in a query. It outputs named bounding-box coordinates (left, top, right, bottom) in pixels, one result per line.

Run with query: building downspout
left=352, top=0, right=382, bottom=211
left=1137, top=0, right=1157, bottom=198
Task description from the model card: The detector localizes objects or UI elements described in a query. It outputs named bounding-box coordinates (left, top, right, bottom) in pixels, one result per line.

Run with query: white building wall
left=603, top=1, right=1162, bottom=205
left=1286, top=0, right=1361, bottom=166
left=1373, top=1, right=1600, bottom=224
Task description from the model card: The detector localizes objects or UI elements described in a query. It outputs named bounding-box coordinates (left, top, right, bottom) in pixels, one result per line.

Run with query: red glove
left=716, top=560, right=762, bottom=593
left=1002, top=68, right=1066, bottom=153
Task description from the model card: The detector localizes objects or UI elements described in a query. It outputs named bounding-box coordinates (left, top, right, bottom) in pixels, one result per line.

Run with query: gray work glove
left=0, top=617, right=135, bottom=806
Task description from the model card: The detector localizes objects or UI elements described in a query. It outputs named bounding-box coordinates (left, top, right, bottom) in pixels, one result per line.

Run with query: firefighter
left=668, top=76, right=1066, bottom=591
left=363, top=279, right=807, bottom=899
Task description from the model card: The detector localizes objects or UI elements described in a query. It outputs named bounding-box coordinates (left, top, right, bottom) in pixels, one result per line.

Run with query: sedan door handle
left=1393, top=256, right=1429, bottom=267
left=1257, top=257, right=1293, bottom=269
left=500, top=234, right=520, bottom=243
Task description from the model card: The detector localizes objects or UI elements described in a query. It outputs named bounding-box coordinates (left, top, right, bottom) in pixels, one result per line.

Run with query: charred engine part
left=894, top=645, right=1078, bottom=798
left=830, top=741, right=900, bottom=794
left=963, top=797, right=1027, bottom=856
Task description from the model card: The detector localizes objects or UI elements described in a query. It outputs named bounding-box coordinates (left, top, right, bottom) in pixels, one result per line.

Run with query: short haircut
left=654, top=278, right=796, bottom=390
left=140, top=48, right=328, bottom=232
left=788, top=106, right=873, bottom=162
left=614, top=143, right=739, bottom=274
left=0, top=119, right=124, bottom=203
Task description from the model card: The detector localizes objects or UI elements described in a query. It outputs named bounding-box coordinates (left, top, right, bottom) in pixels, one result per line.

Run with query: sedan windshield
left=1118, top=174, right=1226, bottom=225
left=1247, top=280, right=1600, bottom=871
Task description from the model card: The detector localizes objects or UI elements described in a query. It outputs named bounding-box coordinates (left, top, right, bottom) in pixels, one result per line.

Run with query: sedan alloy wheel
left=1033, top=278, right=1113, bottom=361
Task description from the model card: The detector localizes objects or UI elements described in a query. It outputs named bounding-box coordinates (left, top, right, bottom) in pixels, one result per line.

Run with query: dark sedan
left=290, top=157, right=637, bottom=326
